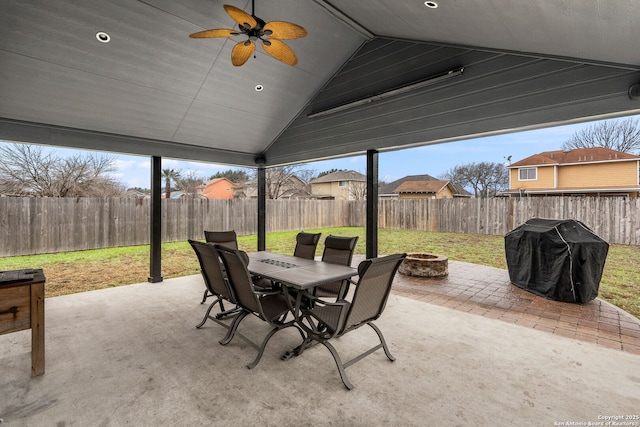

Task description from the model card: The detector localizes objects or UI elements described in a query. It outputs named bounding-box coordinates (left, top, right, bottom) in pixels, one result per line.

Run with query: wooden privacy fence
left=1, top=196, right=639, bottom=256
left=378, top=197, right=640, bottom=245
left=0, top=198, right=360, bottom=257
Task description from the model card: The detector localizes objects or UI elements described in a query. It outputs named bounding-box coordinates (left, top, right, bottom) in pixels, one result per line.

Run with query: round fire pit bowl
left=399, top=252, right=448, bottom=278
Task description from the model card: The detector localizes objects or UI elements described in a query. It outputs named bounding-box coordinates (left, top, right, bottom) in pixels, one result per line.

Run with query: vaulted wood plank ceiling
left=1, top=0, right=639, bottom=167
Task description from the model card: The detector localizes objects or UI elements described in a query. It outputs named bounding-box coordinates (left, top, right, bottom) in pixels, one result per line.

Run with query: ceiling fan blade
left=224, top=4, right=257, bottom=29
left=232, top=41, right=255, bottom=66
left=262, top=39, right=298, bottom=66
left=189, top=29, right=238, bottom=38
left=263, top=21, right=307, bottom=40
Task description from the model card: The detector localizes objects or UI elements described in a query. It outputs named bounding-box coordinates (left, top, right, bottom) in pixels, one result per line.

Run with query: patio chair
left=215, top=245, right=305, bottom=369
left=293, top=231, right=322, bottom=259
left=188, top=240, right=241, bottom=331
left=253, top=231, right=323, bottom=290
left=201, top=230, right=238, bottom=303
left=204, top=230, right=238, bottom=249
left=315, top=235, right=359, bottom=300
left=299, top=253, right=406, bottom=390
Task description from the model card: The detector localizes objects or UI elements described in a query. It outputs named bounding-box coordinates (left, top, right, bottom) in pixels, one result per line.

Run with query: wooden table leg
left=30, top=281, right=45, bottom=376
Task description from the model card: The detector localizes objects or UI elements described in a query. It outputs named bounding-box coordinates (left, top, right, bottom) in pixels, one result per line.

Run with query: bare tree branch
left=562, top=118, right=640, bottom=153
left=440, top=162, right=508, bottom=198
left=349, top=180, right=367, bottom=200
left=0, top=143, right=124, bottom=197
left=176, top=170, right=205, bottom=197
left=249, top=165, right=313, bottom=199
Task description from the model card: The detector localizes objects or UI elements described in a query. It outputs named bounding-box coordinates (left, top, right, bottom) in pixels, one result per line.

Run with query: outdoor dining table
left=246, top=251, right=357, bottom=291
left=246, top=251, right=357, bottom=358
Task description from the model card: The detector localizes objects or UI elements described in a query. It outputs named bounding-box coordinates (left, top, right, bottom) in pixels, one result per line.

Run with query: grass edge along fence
left=2, top=196, right=640, bottom=257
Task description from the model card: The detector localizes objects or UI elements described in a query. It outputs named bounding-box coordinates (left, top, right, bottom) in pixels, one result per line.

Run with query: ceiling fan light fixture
left=188, top=2, right=306, bottom=67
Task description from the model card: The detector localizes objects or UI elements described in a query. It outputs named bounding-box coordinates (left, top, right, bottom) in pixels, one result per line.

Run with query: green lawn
left=1, top=227, right=638, bottom=319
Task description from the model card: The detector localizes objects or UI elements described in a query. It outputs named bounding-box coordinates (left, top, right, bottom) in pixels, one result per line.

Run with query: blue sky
left=2, top=114, right=639, bottom=188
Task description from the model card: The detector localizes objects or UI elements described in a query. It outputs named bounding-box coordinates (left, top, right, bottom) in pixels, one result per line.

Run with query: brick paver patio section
left=366, top=257, right=640, bottom=355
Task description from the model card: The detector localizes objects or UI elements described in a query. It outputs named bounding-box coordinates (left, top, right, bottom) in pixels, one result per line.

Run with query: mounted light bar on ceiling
left=307, top=66, right=464, bottom=119
left=629, top=83, right=640, bottom=100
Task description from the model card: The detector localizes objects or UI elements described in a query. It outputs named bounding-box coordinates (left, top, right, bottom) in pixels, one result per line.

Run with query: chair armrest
left=253, top=289, right=284, bottom=297
left=298, top=289, right=346, bottom=307
left=301, top=299, right=350, bottom=339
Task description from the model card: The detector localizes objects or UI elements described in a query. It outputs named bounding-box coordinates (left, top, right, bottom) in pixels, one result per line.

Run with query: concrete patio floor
left=1, top=263, right=639, bottom=426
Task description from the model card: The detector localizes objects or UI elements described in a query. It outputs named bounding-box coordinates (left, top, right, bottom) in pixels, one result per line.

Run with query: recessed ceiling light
left=96, top=32, right=111, bottom=43
left=424, top=1, right=438, bottom=8
left=255, top=84, right=264, bottom=92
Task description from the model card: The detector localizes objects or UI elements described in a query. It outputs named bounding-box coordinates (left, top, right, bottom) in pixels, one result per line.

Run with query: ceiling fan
left=189, top=1, right=307, bottom=67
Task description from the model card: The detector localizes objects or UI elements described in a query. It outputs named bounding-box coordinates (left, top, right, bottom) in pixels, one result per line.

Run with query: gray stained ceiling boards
left=1, top=0, right=639, bottom=167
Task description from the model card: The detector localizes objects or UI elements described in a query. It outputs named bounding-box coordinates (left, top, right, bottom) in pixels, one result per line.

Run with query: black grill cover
left=504, top=218, right=609, bottom=303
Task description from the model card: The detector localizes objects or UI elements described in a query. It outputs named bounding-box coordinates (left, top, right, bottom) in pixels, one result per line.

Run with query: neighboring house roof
left=380, top=174, right=472, bottom=197
left=509, top=147, right=640, bottom=168
left=279, top=188, right=312, bottom=199
left=203, top=177, right=234, bottom=187
left=394, top=180, right=451, bottom=194
left=236, top=173, right=308, bottom=198
left=379, top=174, right=437, bottom=195
left=310, top=170, right=366, bottom=184
left=449, top=184, right=473, bottom=197
left=243, top=173, right=306, bottom=187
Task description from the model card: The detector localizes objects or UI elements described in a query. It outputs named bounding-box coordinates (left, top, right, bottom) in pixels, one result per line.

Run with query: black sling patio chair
left=215, top=245, right=305, bottom=369
left=314, top=235, right=359, bottom=300
left=204, top=230, right=238, bottom=249
left=293, top=231, right=322, bottom=259
left=299, top=253, right=406, bottom=390
left=189, top=240, right=243, bottom=330
left=201, top=230, right=239, bottom=303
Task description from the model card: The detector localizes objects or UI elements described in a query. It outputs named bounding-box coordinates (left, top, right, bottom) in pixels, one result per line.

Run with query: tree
left=161, top=168, right=180, bottom=199
left=349, top=180, right=367, bottom=200
left=126, top=187, right=150, bottom=194
left=562, top=118, right=640, bottom=153
left=264, top=166, right=302, bottom=199
left=440, top=161, right=508, bottom=198
left=176, top=170, right=204, bottom=197
left=294, top=168, right=317, bottom=188
left=317, top=168, right=344, bottom=178
left=0, top=143, right=124, bottom=197
left=247, top=165, right=313, bottom=199
left=209, top=169, right=250, bottom=183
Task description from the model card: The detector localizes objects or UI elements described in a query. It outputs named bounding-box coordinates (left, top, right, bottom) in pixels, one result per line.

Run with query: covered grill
left=504, top=218, right=609, bottom=303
